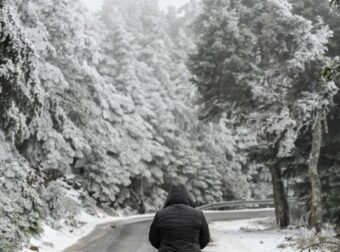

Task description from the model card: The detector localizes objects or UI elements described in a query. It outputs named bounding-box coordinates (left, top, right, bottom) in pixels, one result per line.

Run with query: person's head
left=163, top=183, right=195, bottom=208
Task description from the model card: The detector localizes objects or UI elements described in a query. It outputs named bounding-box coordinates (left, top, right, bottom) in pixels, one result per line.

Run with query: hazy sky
left=81, top=0, right=189, bottom=12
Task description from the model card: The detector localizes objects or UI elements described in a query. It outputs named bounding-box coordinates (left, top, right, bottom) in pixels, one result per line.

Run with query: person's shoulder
left=196, top=208, right=204, bottom=214
left=157, top=207, right=172, bottom=216
left=184, top=206, right=205, bottom=217
left=193, top=208, right=206, bottom=218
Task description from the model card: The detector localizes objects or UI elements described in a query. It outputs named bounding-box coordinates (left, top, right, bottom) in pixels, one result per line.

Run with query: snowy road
left=63, top=208, right=275, bottom=252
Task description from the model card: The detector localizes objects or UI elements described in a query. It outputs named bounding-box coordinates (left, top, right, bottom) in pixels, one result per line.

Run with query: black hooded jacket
left=149, top=184, right=210, bottom=252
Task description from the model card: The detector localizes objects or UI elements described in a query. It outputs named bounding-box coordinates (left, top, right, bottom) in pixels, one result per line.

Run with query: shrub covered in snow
left=0, top=132, right=42, bottom=252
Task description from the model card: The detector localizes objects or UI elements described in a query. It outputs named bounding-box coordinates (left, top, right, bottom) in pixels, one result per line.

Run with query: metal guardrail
left=197, top=197, right=297, bottom=210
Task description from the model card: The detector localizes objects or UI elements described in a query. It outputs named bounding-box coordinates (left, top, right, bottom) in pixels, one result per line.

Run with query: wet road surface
left=64, top=208, right=274, bottom=252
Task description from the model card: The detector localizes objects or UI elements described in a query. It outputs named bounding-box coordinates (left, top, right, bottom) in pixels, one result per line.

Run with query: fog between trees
left=1, top=0, right=340, bottom=250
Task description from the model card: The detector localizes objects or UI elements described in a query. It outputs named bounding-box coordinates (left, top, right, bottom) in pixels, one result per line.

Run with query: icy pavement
left=204, top=217, right=299, bottom=252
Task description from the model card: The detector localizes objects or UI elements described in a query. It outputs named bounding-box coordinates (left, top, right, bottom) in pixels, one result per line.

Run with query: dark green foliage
left=331, top=0, right=340, bottom=7
left=323, top=59, right=340, bottom=83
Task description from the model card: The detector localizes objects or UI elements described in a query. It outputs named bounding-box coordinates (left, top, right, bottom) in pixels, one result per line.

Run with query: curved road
left=63, top=208, right=274, bottom=252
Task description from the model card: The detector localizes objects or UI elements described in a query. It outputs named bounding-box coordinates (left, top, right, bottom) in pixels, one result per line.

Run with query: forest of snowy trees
left=2, top=0, right=340, bottom=251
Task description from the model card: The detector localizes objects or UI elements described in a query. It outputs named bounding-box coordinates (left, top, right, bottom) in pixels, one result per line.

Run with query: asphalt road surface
left=63, top=208, right=274, bottom=252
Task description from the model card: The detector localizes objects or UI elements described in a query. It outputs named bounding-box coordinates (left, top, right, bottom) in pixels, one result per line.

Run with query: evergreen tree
left=189, top=0, right=336, bottom=228
left=0, top=2, right=43, bottom=249
left=285, top=0, right=340, bottom=228
left=0, top=0, right=255, bottom=249
left=98, top=0, right=249, bottom=204
left=0, top=0, right=44, bottom=144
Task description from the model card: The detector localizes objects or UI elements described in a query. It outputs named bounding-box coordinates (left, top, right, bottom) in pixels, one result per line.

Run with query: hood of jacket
left=164, top=184, right=195, bottom=208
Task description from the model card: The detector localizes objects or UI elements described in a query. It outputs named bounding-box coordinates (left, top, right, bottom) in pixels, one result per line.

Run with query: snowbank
left=20, top=211, right=117, bottom=252
left=204, top=217, right=299, bottom=252
left=21, top=211, right=154, bottom=252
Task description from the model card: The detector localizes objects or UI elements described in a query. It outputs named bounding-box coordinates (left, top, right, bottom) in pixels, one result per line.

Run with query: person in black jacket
left=149, top=184, right=210, bottom=252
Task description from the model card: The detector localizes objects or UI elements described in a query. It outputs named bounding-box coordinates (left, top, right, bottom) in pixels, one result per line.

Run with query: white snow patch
left=203, top=208, right=274, bottom=214
left=204, top=217, right=299, bottom=252
left=21, top=211, right=117, bottom=252
left=21, top=211, right=154, bottom=252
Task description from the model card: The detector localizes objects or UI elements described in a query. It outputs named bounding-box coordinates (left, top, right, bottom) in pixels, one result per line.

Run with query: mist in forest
left=2, top=0, right=340, bottom=251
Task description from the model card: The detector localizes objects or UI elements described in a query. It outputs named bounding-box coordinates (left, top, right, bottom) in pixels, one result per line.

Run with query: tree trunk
left=308, top=112, right=323, bottom=233
left=270, top=163, right=290, bottom=228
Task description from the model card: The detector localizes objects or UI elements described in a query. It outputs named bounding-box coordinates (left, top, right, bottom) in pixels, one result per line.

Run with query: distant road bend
left=64, top=200, right=278, bottom=252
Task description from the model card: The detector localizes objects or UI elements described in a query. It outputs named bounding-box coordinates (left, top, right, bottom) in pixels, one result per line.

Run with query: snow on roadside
left=20, top=211, right=154, bottom=252
left=21, top=211, right=118, bottom=252
left=204, top=217, right=299, bottom=252
left=20, top=179, right=155, bottom=252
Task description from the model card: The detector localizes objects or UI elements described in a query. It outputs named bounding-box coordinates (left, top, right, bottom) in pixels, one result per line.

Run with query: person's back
left=149, top=184, right=210, bottom=252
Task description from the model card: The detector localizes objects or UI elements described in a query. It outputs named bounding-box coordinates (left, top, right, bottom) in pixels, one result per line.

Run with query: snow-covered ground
left=205, top=217, right=299, bottom=252
left=21, top=211, right=118, bottom=252
left=21, top=214, right=310, bottom=252
left=21, top=211, right=154, bottom=252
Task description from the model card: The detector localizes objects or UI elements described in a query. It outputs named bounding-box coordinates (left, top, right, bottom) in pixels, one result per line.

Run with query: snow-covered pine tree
left=98, top=0, right=248, bottom=204
left=0, top=132, right=42, bottom=252
left=26, top=0, right=146, bottom=209
left=0, top=0, right=44, bottom=145
left=189, top=0, right=336, bottom=228
left=0, top=2, right=43, bottom=250
left=289, top=0, right=340, bottom=228
left=0, top=0, right=253, bottom=249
